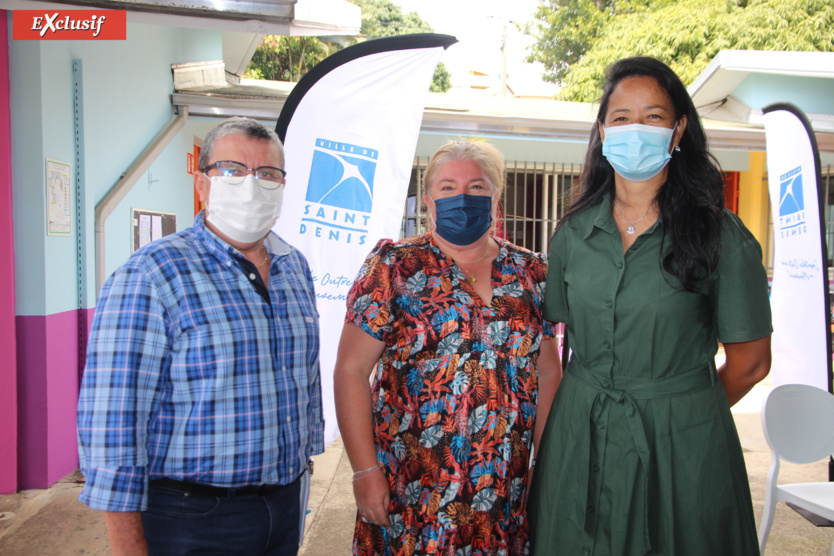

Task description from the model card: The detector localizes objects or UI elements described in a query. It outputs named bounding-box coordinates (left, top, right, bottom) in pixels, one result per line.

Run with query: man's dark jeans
left=141, top=475, right=302, bottom=555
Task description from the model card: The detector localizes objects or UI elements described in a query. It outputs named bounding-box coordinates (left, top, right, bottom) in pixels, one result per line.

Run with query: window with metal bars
left=824, top=166, right=834, bottom=268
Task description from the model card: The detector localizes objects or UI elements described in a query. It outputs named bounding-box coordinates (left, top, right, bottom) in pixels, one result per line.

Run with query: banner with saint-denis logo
left=274, top=34, right=457, bottom=444
left=764, top=103, right=832, bottom=393
left=13, top=10, right=126, bottom=40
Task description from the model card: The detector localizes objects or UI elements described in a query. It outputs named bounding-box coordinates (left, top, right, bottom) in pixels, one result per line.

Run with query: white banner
left=764, top=105, right=830, bottom=391
left=273, top=35, right=457, bottom=444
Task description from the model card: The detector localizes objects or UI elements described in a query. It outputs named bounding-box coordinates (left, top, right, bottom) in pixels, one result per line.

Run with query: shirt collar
left=580, top=193, right=617, bottom=240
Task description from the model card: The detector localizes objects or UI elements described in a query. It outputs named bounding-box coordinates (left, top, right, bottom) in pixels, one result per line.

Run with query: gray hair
left=198, top=117, right=284, bottom=171
left=423, top=139, right=505, bottom=198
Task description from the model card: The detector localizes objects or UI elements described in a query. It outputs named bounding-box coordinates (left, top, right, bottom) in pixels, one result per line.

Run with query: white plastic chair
left=759, top=383, right=834, bottom=555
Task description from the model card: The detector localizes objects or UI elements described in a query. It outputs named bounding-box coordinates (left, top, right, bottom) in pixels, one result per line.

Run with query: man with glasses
left=77, top=117, right=323, bottom=555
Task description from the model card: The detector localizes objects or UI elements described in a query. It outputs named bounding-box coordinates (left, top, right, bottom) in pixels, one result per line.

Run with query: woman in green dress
left=529, top=57, right=772, bottom=555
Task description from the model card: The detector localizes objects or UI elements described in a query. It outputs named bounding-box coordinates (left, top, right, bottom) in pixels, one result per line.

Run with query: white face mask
left=205, top=175, right=284, bottom=244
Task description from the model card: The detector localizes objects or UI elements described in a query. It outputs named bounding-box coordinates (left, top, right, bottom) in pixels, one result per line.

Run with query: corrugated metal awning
left=171, top=82, right=818, bottom=153
left=5, top=0, right=361, bottom=35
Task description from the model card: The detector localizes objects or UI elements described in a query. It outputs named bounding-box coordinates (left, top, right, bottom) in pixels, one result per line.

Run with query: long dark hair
left=563, top=56, right=725, bottom=292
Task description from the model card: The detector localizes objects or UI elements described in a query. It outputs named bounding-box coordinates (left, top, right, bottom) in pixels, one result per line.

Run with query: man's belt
left=150, top=477, right=283, bottom=498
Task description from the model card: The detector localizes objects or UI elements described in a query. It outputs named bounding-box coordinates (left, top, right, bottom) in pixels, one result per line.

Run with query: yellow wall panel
left=737, top=151, right=770, bottom=266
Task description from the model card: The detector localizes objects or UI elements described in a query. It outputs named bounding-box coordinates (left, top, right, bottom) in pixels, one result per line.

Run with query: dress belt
left=566, top=358, right=716, bottom=555
left=150, top=477, right=284, bottom=498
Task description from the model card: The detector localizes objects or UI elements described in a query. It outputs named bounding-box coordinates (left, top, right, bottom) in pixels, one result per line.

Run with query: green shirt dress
left=529, top=193, right=772, bottom=556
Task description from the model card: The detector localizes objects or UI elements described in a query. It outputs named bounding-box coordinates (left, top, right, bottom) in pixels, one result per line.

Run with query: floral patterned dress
left=345, top=232, right=553, bottom=556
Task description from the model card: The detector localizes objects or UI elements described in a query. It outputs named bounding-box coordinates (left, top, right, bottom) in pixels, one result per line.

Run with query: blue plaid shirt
left=77, top=212, right=324, bottom=512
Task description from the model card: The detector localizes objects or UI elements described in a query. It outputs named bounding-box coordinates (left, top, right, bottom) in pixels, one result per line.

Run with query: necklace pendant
left=626, top=225, right=636, bottom=235
left=468, top=275, right=476, bottom=283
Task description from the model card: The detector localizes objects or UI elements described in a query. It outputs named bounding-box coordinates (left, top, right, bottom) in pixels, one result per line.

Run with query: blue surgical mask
left=602, top=123, right=676, bottom=182
left=431, top=193, right=492, bottom=246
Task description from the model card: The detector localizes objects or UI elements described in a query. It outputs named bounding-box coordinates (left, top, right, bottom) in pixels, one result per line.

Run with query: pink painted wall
left=16, top=316, right=46, bottom=490
left=16, top=309, right=93, bottom=490
left=0, top=9, right=19, bottom=495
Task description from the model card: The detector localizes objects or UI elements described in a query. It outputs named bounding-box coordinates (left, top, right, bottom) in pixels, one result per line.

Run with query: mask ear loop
left=482, top=194, right=498, bottom=239
left=426, top=195, right=436, bottom=229
left=671, top=120, right=681, bottom=153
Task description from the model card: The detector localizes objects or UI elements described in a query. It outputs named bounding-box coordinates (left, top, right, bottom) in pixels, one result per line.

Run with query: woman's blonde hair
left=423, top=139, right=505, bottom=198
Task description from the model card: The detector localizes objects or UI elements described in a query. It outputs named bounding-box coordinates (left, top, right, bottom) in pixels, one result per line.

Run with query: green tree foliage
left=354, top=0, right=433, bottom=36
left=244, top=36, right=333, bottom=81
left=430, top=63, right=452, bottom=93
left=349, top=0, right=453, bottom=92
left=244, top=0, right=452, bottom=92
left=527, top=0, right=834, bottom=102
left=524, top=0, right=676, bottom=84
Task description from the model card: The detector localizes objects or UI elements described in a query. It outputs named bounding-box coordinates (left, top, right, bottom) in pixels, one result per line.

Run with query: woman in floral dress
left=334, top=139, right=562, bottom=555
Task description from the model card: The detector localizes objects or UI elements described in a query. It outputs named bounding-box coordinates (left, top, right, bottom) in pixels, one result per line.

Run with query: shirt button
left=289, top=466, right=294, bottom=474
left=615, top=261, right=623, bottom=269
left=587, top=506, right=595, bottom=514
left=249, top=273, right=256, bottom=280
left=601, top=380, right=610, bottom=388
left=286, top=416, right=292, bottom=423
left=226, top=261, right=232, bottom=266
left=597, top=421, right=606, bottom=430
left=583, top=547, right=591, bottom=555
left=593, top=464, right=600, bottom=472
left=605, top=300, right=613, bottom=308
left=282, top=366, right=287, bottom=371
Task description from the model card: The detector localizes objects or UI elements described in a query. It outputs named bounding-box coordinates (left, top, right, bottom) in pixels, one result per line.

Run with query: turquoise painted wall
left=735, top=74, right=834, bottom=116
left=8, top=38, right=47, bottom=317
left=9, top=21, right=223, bottom=316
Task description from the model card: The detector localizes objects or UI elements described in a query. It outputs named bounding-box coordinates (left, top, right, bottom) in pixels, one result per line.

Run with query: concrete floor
left=2, top=378, right=833, bottom=555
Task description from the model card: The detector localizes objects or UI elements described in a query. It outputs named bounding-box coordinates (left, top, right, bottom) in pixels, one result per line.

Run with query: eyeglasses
left=203, top=161, right=286, bottom=189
